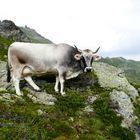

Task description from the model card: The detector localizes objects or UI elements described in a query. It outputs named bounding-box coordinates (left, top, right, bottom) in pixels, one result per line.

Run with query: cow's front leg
left=24, top=76, right=41, bottom=91
left=54, top=76, right=59, bottom=92
left=59, top=75, right=65, bottom=96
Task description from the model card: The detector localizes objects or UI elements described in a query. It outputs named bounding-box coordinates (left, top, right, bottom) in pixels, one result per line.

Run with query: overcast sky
left=0, top=0, right=140, bottom=60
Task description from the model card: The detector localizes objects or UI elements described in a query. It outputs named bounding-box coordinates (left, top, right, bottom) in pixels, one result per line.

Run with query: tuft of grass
left=55, top=90, right=86, bottom=116
left=133, top=97, right=140, bottom=123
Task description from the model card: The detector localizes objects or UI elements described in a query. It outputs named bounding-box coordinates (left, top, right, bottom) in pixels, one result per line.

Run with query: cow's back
left=10, top=42, right=73, bottom=56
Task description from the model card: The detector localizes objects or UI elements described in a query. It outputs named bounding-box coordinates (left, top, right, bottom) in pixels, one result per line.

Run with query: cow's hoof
left=16, top=93, right=23, bottom=96
left=61, top=92, right=66, bottom=96
left=54, top=88, right=59, bottom=93
left=34, top=88, right=42, bottom=92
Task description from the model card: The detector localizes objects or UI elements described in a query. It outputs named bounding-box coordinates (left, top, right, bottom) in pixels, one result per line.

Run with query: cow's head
left=74, top=46, right=101, bottom=72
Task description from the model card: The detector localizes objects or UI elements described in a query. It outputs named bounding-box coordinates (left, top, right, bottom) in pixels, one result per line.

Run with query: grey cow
left=7, top=42, right=101, bottom=96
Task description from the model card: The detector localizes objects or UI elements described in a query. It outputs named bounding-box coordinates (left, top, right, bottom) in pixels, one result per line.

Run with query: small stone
left=87, top=95, right=99, bottom=104
left=27, top=91, right=57, bottom=105
left=2, top=93, right=12, bottom=100
left=84, top=105, right=94, bottom=113
left=37, top=109, right=44, bottom=116
left=69, top=117, right=74, bottom=122
left=0, top=93, right=24, bottom=103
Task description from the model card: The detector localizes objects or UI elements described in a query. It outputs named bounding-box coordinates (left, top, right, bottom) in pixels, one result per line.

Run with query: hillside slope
left=0, top=61, right=139, bottom=140
left=20, top=26, right=52, bottom=43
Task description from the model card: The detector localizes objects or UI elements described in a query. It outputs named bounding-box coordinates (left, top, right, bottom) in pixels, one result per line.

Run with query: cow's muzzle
left=84, top=67, right=92, bottom=72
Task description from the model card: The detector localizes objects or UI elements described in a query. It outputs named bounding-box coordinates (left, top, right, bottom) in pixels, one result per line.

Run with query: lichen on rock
left=110, top=90, right=140, bottom=140
left=27, top=91, right=57, bottom=105
left=93, top=62, right=138, bottom=99
left=0, top=61, right=13, bottom=91
left=110, top=90, right=136, bottom=127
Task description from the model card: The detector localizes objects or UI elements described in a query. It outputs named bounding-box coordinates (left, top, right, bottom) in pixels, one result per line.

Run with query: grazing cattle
left=7, top=42, right=101, bottom=96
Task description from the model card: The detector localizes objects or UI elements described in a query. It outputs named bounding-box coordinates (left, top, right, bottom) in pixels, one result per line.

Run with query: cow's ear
left=74, top=53, right=82, bottom=60
left=93, top=55, right=101, bottom=61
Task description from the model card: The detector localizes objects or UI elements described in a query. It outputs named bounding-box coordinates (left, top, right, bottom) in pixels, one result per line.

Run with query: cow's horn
left=74, top=45, right=82, bottom=53
left=74, top=45, right=78, bottom=51
left=93, top=46, right=100, bottom=53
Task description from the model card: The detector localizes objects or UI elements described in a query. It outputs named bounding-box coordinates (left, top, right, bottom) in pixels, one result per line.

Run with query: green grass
left=0, top=80, right=136, bottom=140
left=133, top=96, right=140, bottom=123
left=132, top=83, right=140, bottom=90
left=0, top=36, right=12, bottom=46
left=0, top=36, right=13, bottom=61
left=55, top=90, right=85, bottom=116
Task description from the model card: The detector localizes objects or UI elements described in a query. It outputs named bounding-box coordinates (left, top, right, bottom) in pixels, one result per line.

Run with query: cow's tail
left=6, top=62, right=11, bottom=82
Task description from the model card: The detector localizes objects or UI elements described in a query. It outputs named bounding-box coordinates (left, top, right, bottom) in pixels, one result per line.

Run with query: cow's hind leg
left=59, top=74, right=65, bottom=96
left=24, top=76, right=41, bottom=91
left=22, top=66, right=41, bottom=91
left=54, top=76, right=59, bottom=92
left=13, top=76, right=22, bottom=96
left=12, top=73, right=23, bottom=96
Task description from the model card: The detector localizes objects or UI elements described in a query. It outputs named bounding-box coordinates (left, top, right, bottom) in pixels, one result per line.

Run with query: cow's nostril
left=86, top=69, right=91, bottom=72
left=84, top=68, right=92, bottom=72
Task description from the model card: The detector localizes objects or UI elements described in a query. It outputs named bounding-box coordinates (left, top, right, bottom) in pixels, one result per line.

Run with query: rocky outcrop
left=110, top=90, right=136, bottom=126
left=110, top=90, right=140, bottom=140
left=93, top=62, right=138, bottom=99
left=101, top=57, right=140, bottom=84
left=0, top=61, right=12, bottom=91
left=27, top=91, right=57, bottom=105
left=93, top=62, right=140, bottom=139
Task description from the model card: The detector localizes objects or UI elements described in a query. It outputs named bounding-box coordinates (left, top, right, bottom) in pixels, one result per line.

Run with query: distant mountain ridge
left=101, top=57, right=140, bottom=84
left=0, top=20, right=52, bottom=43
left=20, top=26, right=52, bottom=43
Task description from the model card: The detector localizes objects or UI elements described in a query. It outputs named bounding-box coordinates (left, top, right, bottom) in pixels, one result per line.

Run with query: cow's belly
left=23, top=63, right=58, bottom=76
left=65, top=70, right=82, bottom=79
